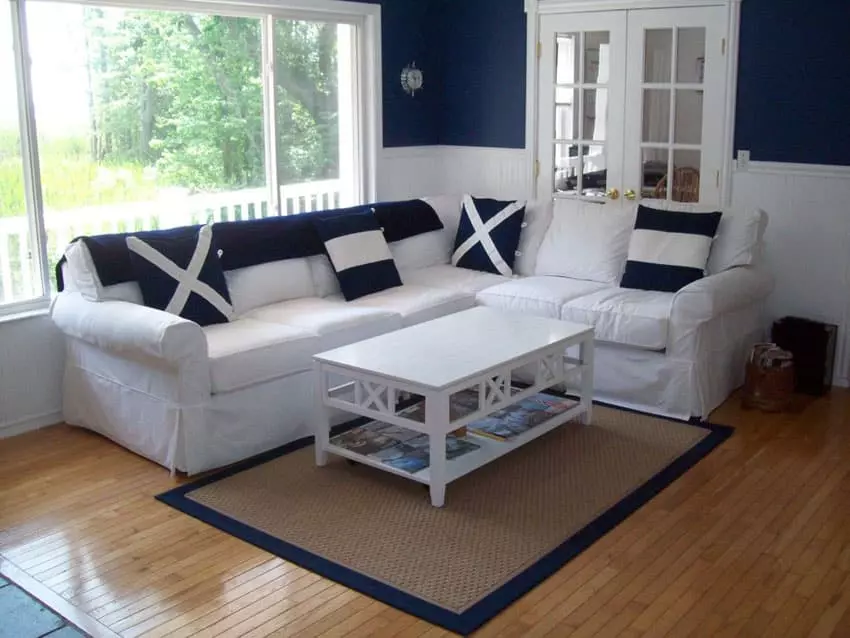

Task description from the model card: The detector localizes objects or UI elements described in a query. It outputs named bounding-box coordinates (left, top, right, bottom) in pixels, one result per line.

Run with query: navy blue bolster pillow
left=55, top=199, right=444, bottom=291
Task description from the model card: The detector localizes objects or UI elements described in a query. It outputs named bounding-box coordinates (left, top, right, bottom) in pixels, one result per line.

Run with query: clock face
left=401, top=65, right=423, bottom=95
left=407, top=69, right=423, bottom=90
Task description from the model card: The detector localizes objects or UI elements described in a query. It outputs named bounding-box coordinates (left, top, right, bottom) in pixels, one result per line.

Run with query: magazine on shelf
left=466, top=392, right=574, bottom=441
left=329, top=406, right=480, bottom=474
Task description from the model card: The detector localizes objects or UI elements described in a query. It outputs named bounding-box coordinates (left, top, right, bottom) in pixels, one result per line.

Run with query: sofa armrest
left=668, top=267, right=774, bottom=353
left=51, top=291, right=208, bottom=366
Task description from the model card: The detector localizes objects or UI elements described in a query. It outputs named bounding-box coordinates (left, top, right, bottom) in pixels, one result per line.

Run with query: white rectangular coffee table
left=312, top=306, right=594, bottom=507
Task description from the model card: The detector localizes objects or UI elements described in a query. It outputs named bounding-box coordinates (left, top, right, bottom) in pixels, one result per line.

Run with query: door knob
left=624, top=189, right=637, bottom=201
left=605, top=188, right=620, bottom=200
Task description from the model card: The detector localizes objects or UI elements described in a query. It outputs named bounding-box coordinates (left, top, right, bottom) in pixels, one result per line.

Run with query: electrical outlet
left=737, top=150, right=751, bottom=171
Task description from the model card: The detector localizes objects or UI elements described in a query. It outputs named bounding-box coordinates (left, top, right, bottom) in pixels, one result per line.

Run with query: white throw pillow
left=639, top=198, right=767, bottom=274
left=514, top=198, right=554, bottom=276
left=64, top=240, right=143, bottom=304
left=224, top=258, right=315, bottom=316
left=534, top=200, right=635, bottom=284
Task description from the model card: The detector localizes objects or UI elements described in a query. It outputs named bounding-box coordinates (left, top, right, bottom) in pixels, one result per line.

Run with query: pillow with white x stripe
left=451, top=195, right=527, bottom=276
left=126, top=224, right=234, bottom=327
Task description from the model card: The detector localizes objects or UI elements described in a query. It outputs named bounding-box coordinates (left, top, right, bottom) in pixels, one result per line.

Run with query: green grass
left=0, top=131, right=159, bottom=218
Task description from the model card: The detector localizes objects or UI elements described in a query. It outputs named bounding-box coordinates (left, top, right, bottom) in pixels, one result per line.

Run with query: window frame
left=2, top=0, right=382, bottom=316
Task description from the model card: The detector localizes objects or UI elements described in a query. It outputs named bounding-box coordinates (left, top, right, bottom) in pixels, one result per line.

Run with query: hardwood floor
left=2, top=390, right=850, bottom=637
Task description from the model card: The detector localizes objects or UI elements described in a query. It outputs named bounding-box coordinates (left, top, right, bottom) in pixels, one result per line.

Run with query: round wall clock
left=401, top=62, right=423, bottom=96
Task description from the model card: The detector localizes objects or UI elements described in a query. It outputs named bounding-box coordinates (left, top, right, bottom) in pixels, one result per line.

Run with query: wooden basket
left=742, top=359, right=795, bottom=412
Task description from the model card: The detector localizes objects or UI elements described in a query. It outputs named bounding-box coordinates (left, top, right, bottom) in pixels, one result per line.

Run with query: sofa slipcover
left=401, top=265, right=510, bottom=294
left=341, top=284, right=475, bottom=327
left=475, top=276, right=608, bottom=320
left=560, top=287, right=674, bottom=351
left=246, top=297, right=402, bottom=351
left=203, top=318, right=318, bottom=394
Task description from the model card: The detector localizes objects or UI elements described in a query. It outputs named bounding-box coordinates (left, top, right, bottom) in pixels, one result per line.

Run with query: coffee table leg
left=314, top=362, right=330, bottom=466
left=579, top=337, right=594, bottom=425
left=426, top=393, right=450, bottom=507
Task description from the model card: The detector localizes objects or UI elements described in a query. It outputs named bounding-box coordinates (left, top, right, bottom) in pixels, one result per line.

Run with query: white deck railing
left=0, top=178, right=343, bottom=304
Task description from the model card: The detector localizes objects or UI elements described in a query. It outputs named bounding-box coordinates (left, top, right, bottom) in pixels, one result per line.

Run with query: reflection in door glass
left=644, top=29, right=672, bottom=82
left=583, top=32, right=610, bottom=83
left=554, top=143, right=581, bottom=195
left=674, top=89, right=703, bottom=144
left=671, top=150, right=701, bottom=202
left=676, top=27, right=706, bottom=83
left=583, top=145, right=607, bottom=197
left=555, top=88, right=578, bottom=140
left=642, top=89, right=671, bottom=143
left=582, top=88, right=608, bottom=141
left=556, top=34, right=578, bottom=84
left=641, top=147, right=669, bottom=200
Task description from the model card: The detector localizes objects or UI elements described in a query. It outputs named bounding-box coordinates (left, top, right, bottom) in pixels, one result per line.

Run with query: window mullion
left=262, top=15, right=280, bottom=216
left=10, top=0, right=50, bottom=300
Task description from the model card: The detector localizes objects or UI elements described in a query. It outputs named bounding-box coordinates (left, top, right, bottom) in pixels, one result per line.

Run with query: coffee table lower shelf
left=323, top=401, right=587, bottom=487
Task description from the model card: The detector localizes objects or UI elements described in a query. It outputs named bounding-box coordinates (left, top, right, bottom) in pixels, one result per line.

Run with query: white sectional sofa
left=51, top=195, right=774, bottom=474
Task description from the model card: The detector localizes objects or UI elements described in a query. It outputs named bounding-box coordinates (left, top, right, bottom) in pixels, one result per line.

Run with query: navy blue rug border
left=156, top=403, right=733, bottom=636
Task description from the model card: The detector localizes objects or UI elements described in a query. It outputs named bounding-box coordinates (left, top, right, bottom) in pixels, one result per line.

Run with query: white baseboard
left=0, top=410, right=63, bottom=438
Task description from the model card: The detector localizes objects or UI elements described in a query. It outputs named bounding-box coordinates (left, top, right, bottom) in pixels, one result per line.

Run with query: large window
left=0, top=0, right=379, bottom=311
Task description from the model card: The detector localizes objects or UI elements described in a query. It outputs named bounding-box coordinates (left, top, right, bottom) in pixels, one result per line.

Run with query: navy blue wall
left=369, top=0, right=441, bottom=147
left=428, top=0, right=850, bottom=165
left=735, top=0, right=850, bottom=164
left=436, top=0, right=527, bottom=148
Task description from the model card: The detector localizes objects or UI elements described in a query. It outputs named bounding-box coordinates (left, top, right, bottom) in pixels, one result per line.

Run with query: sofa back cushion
left=639, top=199, right=768, bottom=274
left=225, top=258, right=315, bottom=315
left=514, top=199, right=554, bottom=276
left=534, top=199, right=634, bottom=284
left=389, top=196, right=460, bottom=271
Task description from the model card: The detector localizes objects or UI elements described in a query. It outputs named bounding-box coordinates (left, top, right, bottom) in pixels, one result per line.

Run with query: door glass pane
left=641, top=148, right=669, bottom=200
left=556, top=34, right=578, bottom=84
left=0, top=10, right=42, bottom=303
left=554, top=143, right=581, bottom=195
left=583, top=32, right=610, bottom=83
left=677, top=27, right=706, bottom=84
left=644, top=29, right=672, bottom=83
left=583, top=145, right=607, bottom=197
left=582, top=88, right=607, bottom=140
left=275, top=20, right=356, bottom=211
left=671, top=150, right=701, bottom=202
left=675, top=89, right=704, bottom=144
left=27, top=3, right=267, bottom=242
left=555, top=102, right=577, bottom=140
left=642, top=89, right=670, bottom=143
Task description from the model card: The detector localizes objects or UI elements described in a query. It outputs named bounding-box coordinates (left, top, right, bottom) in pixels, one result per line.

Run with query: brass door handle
left=624, top=189, right=637, bottom=201
left=605, top=188, right=620, bottom=200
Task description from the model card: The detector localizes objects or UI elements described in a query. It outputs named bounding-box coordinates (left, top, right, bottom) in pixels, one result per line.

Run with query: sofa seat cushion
left=475, top=277, right=608, bottom=319
left=401, top=265, right=511, bottom=294
left=560, top=288, right=674, bottom=350
left=203, top=318, right=318, bottom=394
left=245, top=297, right=402, bottom=351
left=339, top=284, right=475, bottom=327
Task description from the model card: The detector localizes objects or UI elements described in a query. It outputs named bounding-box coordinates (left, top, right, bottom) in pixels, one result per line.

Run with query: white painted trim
left=525, top=0, right=540, bottom=199
left=0, top=410, right=62, bottom=439
left=720, top=0, right=741, bottom=205
left=734, top=160, right=850, bottom=179
left=536, top=0, right=739, bottom=13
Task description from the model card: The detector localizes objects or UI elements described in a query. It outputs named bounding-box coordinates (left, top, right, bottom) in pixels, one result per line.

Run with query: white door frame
left=524, top=0, right=742, bottom=205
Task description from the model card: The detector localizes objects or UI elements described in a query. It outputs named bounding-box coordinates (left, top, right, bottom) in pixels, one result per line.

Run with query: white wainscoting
left=0, top=312, right=64, bottom=437
left=732, top=162, right=850, bottom=387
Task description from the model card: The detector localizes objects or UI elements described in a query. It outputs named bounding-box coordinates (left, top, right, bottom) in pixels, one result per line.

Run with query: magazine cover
left=330, top=417, right=481, bottom=474
left=468, top=393, right=574, bottom=441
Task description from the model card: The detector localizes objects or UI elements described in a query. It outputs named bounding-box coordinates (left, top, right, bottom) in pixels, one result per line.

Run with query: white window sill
left=0, top=300, right=51, bottom=324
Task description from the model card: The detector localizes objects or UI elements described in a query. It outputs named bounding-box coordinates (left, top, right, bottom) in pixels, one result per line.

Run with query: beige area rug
left=158, top=404, right=731, bottom=635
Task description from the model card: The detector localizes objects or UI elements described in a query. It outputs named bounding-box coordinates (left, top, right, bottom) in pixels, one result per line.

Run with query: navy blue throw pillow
left=127, top=224, right=233, bottom=326
left=620, top=205, right=723, bottom=293
left=452, top=195, right=526, bottom=275
left=313, top=209, right=403, bottom=301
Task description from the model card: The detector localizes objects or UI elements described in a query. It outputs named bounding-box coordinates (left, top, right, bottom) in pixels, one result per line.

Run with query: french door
left=537, top=6, right=729, bottom=206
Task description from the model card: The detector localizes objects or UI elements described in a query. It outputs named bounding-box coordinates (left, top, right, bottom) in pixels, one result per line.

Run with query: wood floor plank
left=1, top=391, right=850, bottom=637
